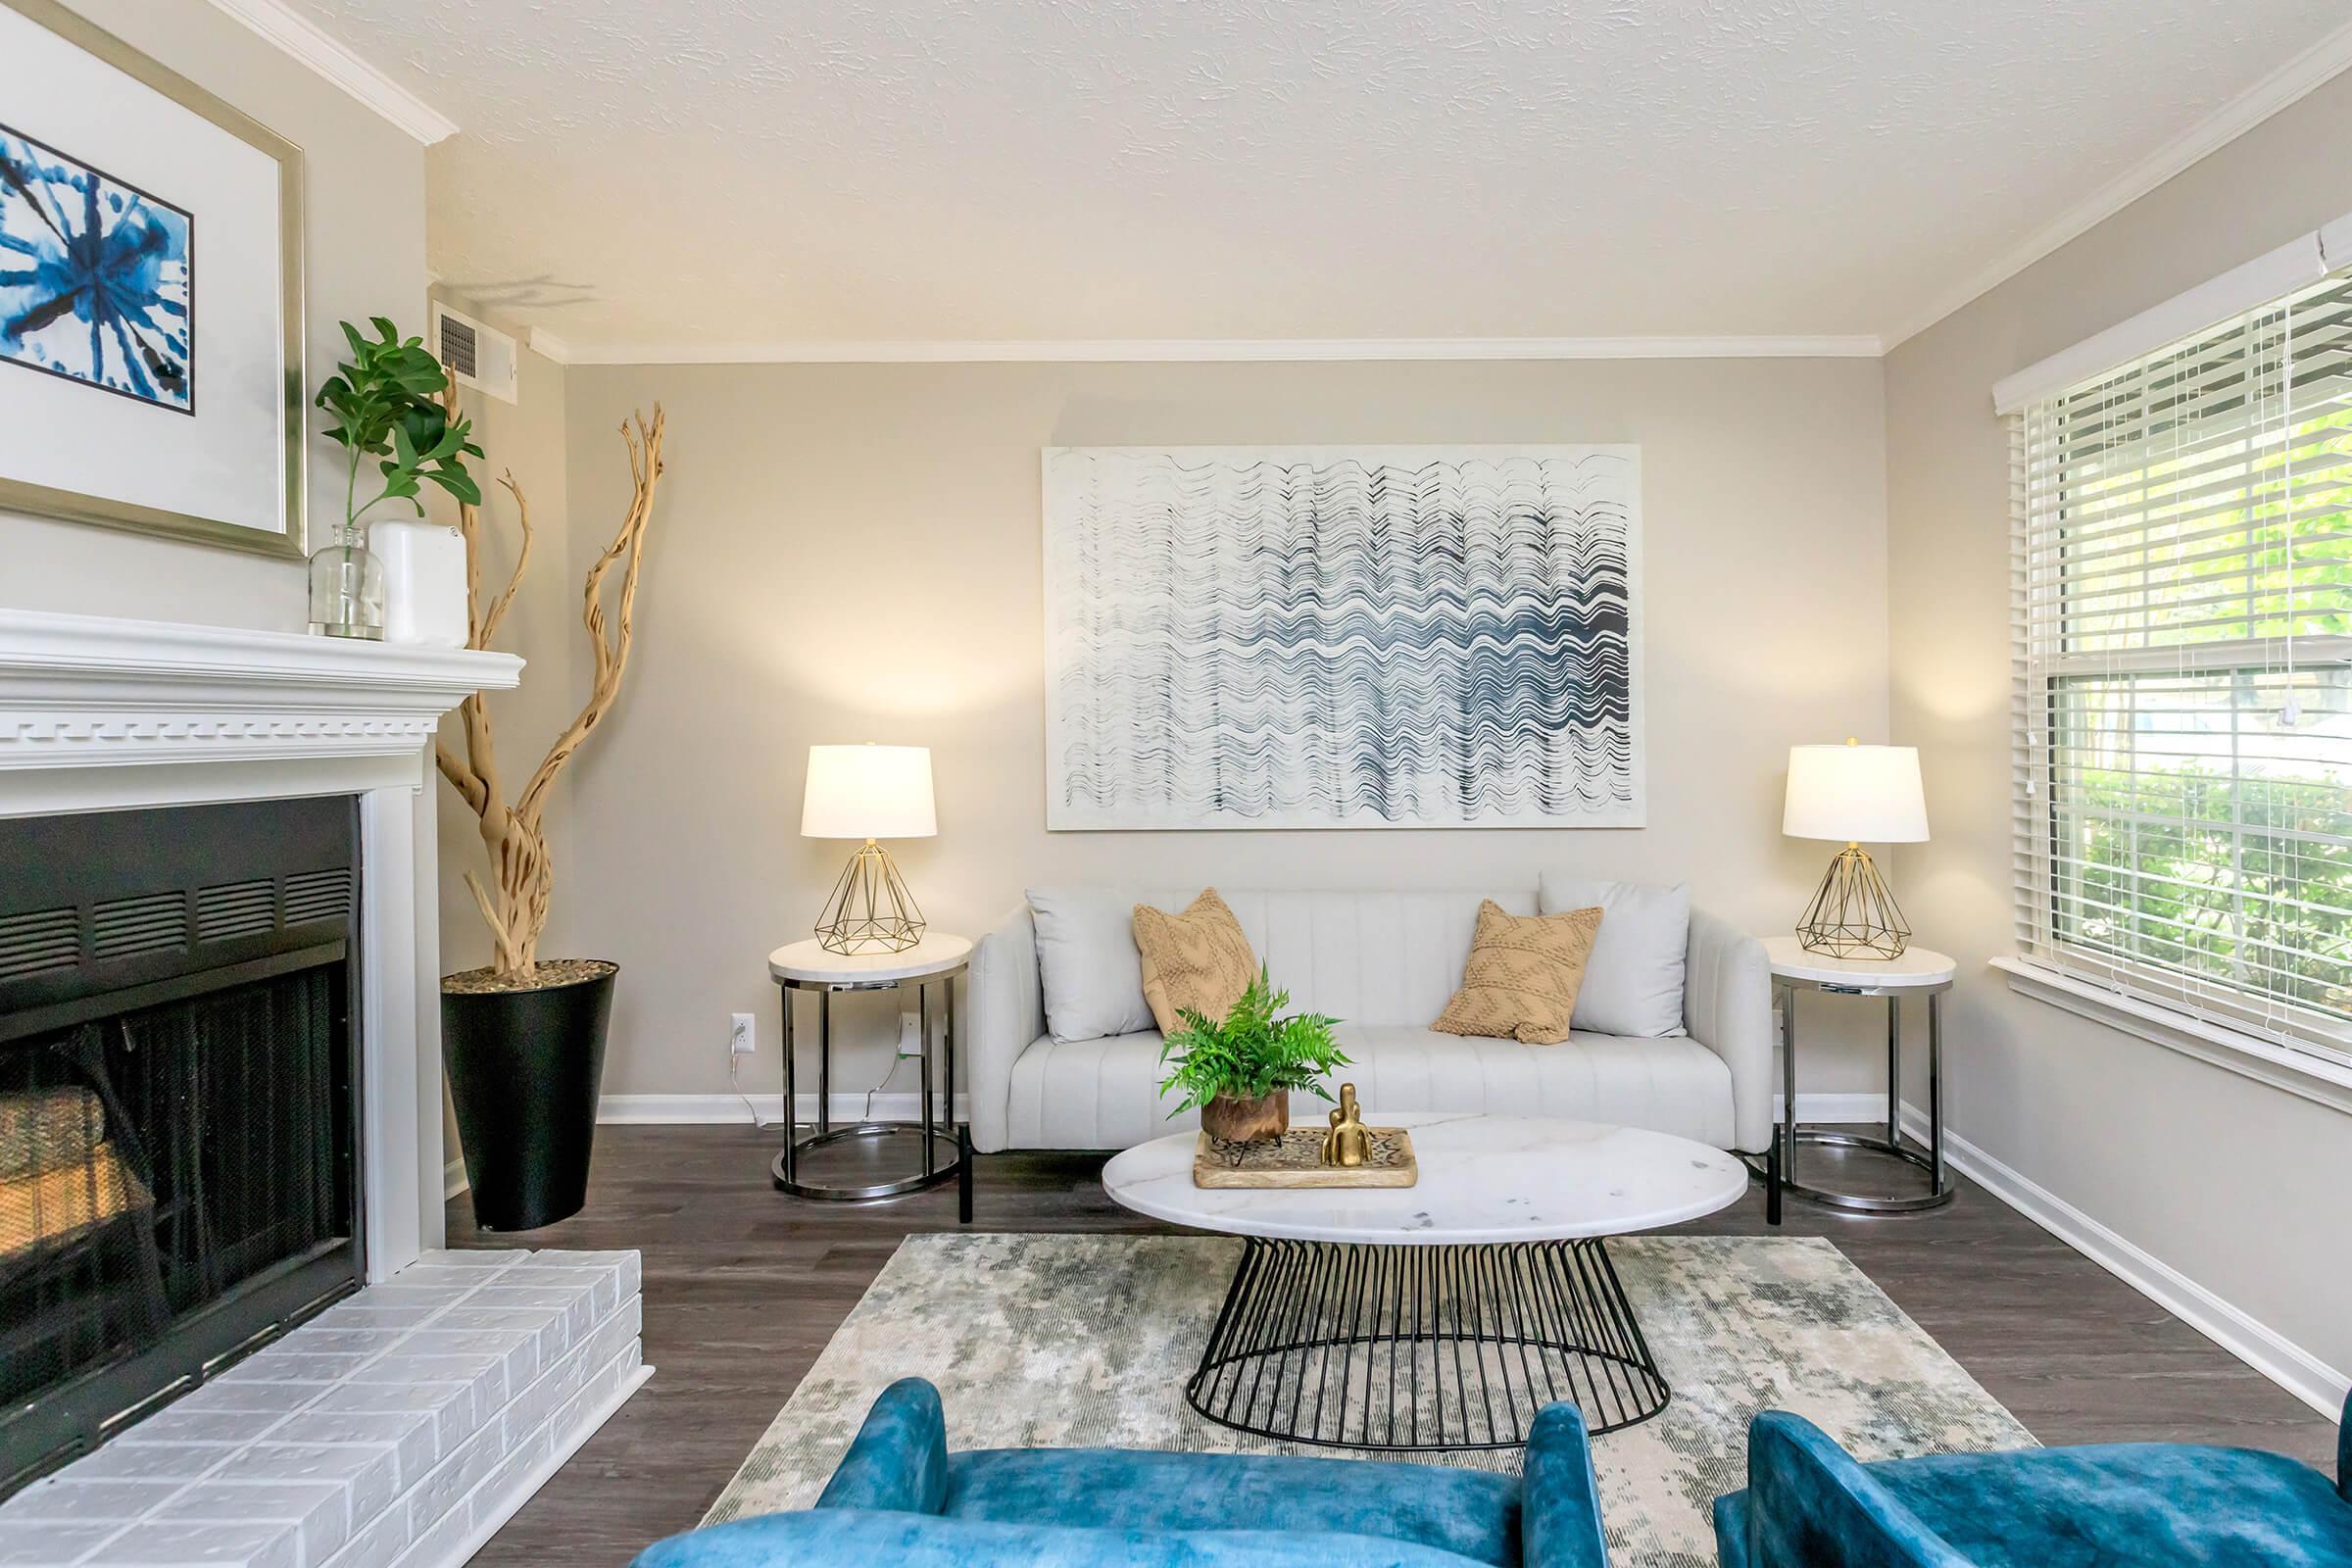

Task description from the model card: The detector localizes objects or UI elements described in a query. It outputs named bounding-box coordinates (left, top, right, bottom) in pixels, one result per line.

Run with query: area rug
left=705, top=1234, right=2033, bottom=1567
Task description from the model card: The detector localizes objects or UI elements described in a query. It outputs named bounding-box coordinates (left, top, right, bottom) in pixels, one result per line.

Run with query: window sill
left=1991, top=956, right=2352, bottom=1118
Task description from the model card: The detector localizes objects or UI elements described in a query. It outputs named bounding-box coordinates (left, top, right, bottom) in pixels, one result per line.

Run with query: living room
left=0, top=3, right=2346, bottom=1566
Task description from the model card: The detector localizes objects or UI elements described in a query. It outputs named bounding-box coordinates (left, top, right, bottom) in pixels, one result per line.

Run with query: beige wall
left=0, top=1, right=427, bottom=634
left=1886, top=72, right=2352, bottom=1385
left=552, top=357, right=1891, bottom=1103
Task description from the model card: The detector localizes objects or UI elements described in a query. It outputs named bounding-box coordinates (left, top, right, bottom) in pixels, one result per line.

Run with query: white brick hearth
left=0, top=1250, right=650, bottom=1568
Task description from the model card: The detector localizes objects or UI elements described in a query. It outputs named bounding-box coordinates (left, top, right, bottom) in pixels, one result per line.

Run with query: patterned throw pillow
left=1433, top=900, right=1604, bottom=1045
left=1132, top=889, right=1258, bottom=1036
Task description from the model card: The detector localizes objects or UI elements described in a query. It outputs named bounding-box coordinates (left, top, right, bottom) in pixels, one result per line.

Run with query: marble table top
left=768, top=932, right=972, bottom=985
left=1762, top=936, right=1957, bottom=989
left=1101, top=1111, right=1750, bottom=1245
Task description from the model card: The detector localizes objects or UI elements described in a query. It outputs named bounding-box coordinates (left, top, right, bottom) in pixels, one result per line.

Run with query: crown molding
left=205, top=0, right=458, bottom=145
left=1884, top=13, right=2352, bottom=351
left=551, top=334, right=1885, bottom=366
left=527, top=327, right=574, bottom=365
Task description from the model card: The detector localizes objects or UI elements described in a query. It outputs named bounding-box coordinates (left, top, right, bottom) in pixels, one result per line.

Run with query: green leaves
left=1156, top=966, right=1348, bottom=1116
left=314, top=317, right=484, bottom=529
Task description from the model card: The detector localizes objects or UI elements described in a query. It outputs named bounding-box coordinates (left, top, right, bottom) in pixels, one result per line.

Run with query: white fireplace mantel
left=0, top=609, right=522, bottom=1279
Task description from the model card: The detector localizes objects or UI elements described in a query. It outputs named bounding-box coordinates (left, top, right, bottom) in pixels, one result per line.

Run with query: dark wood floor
left=452, top=1126, right=2337, bottom=1565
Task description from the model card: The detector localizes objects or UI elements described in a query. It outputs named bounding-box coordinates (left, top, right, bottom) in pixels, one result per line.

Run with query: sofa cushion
left=1025, top=887, right=1156, bottom=1044
left=944, top=1446, right=1524, bottom=1566
left=638, top=1509, right=1505, bottom=1568
left=1540, top=875, right=1690, bottom=1037
left=1132, top=889, right=1258, bottom=1035
left=1006, top=1022, right=1735, bottom=1151
left=1433, top=901, right=1604, bottom=1045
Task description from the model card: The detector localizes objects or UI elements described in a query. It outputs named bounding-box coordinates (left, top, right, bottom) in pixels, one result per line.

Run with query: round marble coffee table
left=1102, top=1111, right=1748, bottom=1451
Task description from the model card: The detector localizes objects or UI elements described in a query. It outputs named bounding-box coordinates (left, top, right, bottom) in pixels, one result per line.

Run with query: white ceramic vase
left=373, top=518, right=469, bottom=648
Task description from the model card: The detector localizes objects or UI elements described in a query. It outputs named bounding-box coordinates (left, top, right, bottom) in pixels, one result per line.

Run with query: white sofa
left=965, top=887, right=1774, bottom=1158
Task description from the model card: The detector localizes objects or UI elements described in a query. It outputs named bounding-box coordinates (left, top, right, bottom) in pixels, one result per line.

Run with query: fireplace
left=0, top=797, right=363, bottom=1494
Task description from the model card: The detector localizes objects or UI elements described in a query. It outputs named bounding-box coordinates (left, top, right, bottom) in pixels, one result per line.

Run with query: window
left=2011, top=270, right=2352, bottom=1065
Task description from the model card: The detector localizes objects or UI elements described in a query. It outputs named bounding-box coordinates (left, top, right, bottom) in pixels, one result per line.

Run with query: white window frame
left=2004, top=270, right=2352, bottom=1092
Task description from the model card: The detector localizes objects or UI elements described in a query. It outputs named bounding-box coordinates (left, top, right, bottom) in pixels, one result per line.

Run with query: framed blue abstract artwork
left=1043, top=445, right=1645, bottom=830
left=0, top=0, right=304, bottom=558
left=0, top=122, right=195, bottom=414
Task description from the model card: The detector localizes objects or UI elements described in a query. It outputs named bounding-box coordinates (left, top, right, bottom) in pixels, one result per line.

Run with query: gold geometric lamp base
left=1795, top=843, right=1911, bottom=959
left=814, top=838, right=926, bottom=956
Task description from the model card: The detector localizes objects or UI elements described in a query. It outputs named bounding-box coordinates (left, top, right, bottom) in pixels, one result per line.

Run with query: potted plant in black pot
left=1156, top=968, right=1347, bottom=1143
left=321, top=324, right=671, bottom=1231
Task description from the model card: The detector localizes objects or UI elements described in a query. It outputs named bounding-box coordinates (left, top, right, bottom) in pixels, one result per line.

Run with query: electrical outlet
left=896, top=1010, right=922, bottom=1057
left=729, top=1012, right=756, bottom=1056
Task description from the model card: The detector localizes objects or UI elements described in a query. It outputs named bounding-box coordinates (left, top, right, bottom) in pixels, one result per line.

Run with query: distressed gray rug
left=706, top=1234, right=2033, bottom=1567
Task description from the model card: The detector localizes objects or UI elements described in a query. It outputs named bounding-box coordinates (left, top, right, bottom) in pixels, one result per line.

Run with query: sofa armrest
left=814, top=1378, right=949, bottom=1515
left=966, top=903, right=1044, bottom=1153
left=1729, top=1411, right=1972, bottom=1568
left=1524, top=1402, right=1612, bottom=1568
left=1685, top=907, right=1774, bottom=1154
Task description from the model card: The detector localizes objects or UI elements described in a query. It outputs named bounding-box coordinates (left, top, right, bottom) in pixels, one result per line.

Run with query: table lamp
left=802, top=744, right=936, bottom=956
left=1784, top=739, right=1928, bottom=959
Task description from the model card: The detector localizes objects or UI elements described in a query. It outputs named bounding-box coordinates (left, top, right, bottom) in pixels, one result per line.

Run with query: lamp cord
left=733, top=1028, right=915, bottom=1130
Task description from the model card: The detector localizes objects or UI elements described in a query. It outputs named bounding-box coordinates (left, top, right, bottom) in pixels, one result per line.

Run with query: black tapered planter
left=442, top=960, right=616, bottom=1231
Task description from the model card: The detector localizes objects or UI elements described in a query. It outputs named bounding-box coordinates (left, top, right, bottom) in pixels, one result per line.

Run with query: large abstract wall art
left=0, top=123, right=195, bottom=412
left=1043, top=446, right=1644, bottom=830
left=0, top=0, right=304, bottom=558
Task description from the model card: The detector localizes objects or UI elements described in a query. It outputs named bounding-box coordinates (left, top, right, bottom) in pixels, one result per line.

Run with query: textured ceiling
left=282, top=0, right=2348, bottom=349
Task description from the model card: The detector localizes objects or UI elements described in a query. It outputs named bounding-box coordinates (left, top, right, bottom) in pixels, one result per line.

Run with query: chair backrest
left=1133, top=889, right=1535, bottom=1025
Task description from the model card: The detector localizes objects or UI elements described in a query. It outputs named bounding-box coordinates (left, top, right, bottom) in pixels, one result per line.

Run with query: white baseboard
left=1897, top=1103, right=2349, bottom=1419
left=443, top=1156, right=467, bottom=1200
left=599, top=1092, right=972, bottom=1126
left=606, top=1092, right=1861, bottom=1131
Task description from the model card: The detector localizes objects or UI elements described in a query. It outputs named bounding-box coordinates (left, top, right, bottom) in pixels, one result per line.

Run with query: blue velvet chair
left=1714, top=1392, right=2352, bottom=1568
left=635, top=1378, right=1612, bottom=1568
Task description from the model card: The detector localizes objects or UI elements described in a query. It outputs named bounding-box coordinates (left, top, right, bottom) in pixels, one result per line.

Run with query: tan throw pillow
left=1433, top=901, right=1604, bottom=1045
left=1132, top=889, right=1258, bottom=1035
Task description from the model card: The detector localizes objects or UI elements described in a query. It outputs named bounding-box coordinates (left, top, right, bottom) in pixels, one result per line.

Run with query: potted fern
left=1157, top=969, right=1348, bottom=1142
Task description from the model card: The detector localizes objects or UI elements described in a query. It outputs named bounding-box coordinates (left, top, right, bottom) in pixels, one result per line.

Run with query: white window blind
left=2012, top=270, right=2352, bottom=1065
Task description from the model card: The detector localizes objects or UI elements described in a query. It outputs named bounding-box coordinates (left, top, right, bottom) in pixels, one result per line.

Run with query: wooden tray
left=1193, top=1126, right=1418, bottom=1189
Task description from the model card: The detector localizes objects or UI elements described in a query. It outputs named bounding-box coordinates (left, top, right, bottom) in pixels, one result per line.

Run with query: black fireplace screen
left=0, top=797, right=363, bottom=1494
left=1, top=962, right=353, bottom=1415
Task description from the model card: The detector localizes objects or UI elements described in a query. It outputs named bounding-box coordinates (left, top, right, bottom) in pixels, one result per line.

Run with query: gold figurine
left=1321, top=1083, right=1371, bottom=1167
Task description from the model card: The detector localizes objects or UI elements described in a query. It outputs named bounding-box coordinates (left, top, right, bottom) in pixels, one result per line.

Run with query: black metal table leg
left=1185, top=1237, right=1669, bottom=1451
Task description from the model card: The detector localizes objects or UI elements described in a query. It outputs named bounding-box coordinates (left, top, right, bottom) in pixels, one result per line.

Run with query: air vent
left=196, top=879, right=276, bottom=944
left=439, top=315, right=477, bottom=378
left=0, top=907, right=77, bottom=983
left=431, top=302, right=517, bottom=404
left=282, top=868, right=353, bottom=927
left=90, top=892, right=188, bottom=960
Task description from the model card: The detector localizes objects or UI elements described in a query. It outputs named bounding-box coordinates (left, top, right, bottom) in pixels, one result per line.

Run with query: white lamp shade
left=801, top=745, right=937, bottom=840
left=1784, top=743, right=1929, bottom=843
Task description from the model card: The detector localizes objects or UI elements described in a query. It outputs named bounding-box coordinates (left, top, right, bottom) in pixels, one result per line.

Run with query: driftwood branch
left=433, top=385, right=668, bottom=980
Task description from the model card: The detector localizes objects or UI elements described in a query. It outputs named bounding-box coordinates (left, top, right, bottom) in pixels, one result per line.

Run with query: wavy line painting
left=1043, top=445, right=1643, bottom=829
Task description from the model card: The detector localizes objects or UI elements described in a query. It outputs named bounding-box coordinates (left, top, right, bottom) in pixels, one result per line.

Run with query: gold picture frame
left=0, top=0, right=306, bottom=560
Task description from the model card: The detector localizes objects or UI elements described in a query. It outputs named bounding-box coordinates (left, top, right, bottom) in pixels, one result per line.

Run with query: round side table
left=768, top=934, right=970, bottom=1213
left=1765, top=936, right=1956, bottom=1214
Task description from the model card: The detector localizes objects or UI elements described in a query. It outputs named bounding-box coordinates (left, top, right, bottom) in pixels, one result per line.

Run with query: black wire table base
left=1187, top=1237, right=1667, bottom=1451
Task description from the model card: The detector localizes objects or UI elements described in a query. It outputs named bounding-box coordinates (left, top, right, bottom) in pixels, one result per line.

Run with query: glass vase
left=308, top=527, right=385, bottom=640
